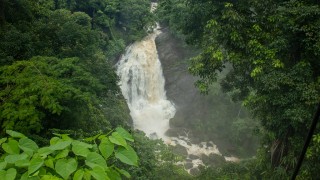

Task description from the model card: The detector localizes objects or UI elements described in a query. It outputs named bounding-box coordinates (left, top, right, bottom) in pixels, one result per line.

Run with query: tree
left=158, top=0, right=320, bottom=178
left=0, top=56, right=116, bottom=135
left=118, top=0, right=155, bottom=42
left=0, top=2, right=134, bottom=135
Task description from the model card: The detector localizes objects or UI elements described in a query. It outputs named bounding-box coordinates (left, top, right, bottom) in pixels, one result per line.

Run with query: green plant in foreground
left=0, top=128, right=138, bottom=179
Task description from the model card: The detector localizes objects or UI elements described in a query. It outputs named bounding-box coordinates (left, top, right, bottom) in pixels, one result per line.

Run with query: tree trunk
left=271, top=139, right=286, bottom=167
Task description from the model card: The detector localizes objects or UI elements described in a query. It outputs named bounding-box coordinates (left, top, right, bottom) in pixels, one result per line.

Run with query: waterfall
left=116, top=13, right=175, bottom=140
left=116, top=2, right=238, bottom=174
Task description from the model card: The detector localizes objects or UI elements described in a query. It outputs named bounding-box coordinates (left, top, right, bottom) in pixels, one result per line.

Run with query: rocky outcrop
left=155, top=28, right=258, bottom=158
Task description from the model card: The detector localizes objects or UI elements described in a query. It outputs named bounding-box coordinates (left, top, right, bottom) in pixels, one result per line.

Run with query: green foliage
left=156, top=0, right=211, bottom=43
left=126, top=132, right=192, bottom=180
left=197, top=161, right=256, bottom=180
left=0, top=0, right=146, bottom=137
left=0, top=129, right=138, bottom=179
left=158, top=0, right=320, bottom=178
left=117, top=0, right=155, bottom=42
left=0, top=0, right=154, bottom=137
left=0, top=0, right=194, bottom=179
left=0, top=56, right=114, bottom=134
left=33, top=9, right=97, bottom=58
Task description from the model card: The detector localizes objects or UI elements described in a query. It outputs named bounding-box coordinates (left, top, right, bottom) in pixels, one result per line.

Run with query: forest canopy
left=157, top=0, right=320, bottom=178
left=1, top=0, right=320, bottom=179
left=0, top=0, right=156, bottom=136
left=0, top=0, right=193, bottom=179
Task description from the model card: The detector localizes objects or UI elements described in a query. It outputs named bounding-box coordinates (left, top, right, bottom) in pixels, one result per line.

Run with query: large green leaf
left=28, top=157, right=44, bottom=175
left=109, top=132, right=127, bottom=147
left=85, top=152, right=107, bottom=169
left=83, top=169, right=92, bottom=180
left=0, top=170, right=5, bottom=178
left=38, top=167, right=47, bottom=176
left=0, top=138, right=7, bottom=145
left=6, top=168, right=17, bottom=180
left=105, top=168, right=121, bottom=180
left=6, top=130, right=26, bottom=138
left=72, top=145, right=90, bottom=157
left=44, top=158, right=54, bottom=169
left=73, top=169, right=84, bottom=180
left=50, top=137, right=60, bottom=145
left=61, top=134, right=72, bottom=141
left=84, top=133, right=101, bottom=142
left=0, top=162, right=7, bottom=170
left=116, top=168, right=131, bottom=178
left=115, top=127, right=134, bottom=142
left=2, top=139, right=20, bottom=154
left=71, top=141, right=91, bottom=157
left=72, top=140, right=92, bottom=148
left=20, top=172, right=39, bottom=180
left=55, top=158, right=77, bottom=179
left=99, top=138, right=114, bottom=160
left=115, top=146, right=138, bottom=166
left=15, top=159, right=30, bottom=168
left=49, top=140, right=71, bottom=151
left=4, top=153, right=28, bottom=164
left=52, top=133, right=72, bottom=141
left=39, top=175, right=61, bottom=180
left=19, top=138, right=39, bottom=155
left=55, top=149, right=69, bottom=159
left=37, top=147, right=54, bottom=158
left=0, top=168, right=17, bottom=180
left=90, top=166, right=109, bottom=180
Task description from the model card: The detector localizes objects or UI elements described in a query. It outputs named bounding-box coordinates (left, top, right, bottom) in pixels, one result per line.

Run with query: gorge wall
left=155, top=28, right=258, bottom=158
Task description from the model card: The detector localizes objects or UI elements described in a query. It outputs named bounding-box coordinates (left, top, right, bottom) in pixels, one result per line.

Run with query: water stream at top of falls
left=116, top=2, right=239, bottom=173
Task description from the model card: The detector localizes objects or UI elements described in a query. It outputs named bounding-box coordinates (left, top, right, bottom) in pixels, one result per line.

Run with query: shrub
left=0, top=128, right=138, bottom=179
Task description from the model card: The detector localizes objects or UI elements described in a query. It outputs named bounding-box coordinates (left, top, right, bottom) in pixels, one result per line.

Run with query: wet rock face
left=188, top=154, right=199, bottom=160
left=189, top=168, right=201, bottom=176
left=171, top=144, right=188, bottom=157
left=201, top=154, right=226, bottom=167
left=155, top=29, right=231, bottom=153
left=155, top=29, right=200, bottom=119
left=184, top=162, right=194, bottom=170
left=155, top=28, right=258, bottom=158
left=165, top=128, right=188, bottom=137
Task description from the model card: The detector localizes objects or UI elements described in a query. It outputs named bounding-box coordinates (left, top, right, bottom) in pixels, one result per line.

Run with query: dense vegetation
left=1, top=0, right=319, bottom=179
left=0, top=0, right=191, bottom=179
left=0, top=0, right=157, bottom=136
left=157, top=0, right=320, bottom=178
left=0, top=129, right=138, bottom=179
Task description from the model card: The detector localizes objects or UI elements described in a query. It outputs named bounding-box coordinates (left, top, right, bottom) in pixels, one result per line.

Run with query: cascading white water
left=116, top=2, right=238, bottom=173
left=116, top=13, right=175, bottom=140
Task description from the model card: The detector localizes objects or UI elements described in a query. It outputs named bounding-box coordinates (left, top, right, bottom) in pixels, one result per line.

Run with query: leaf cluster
left=0, top=128, right=138, bottom=179
left=158, top=0, right=320, bottom=178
